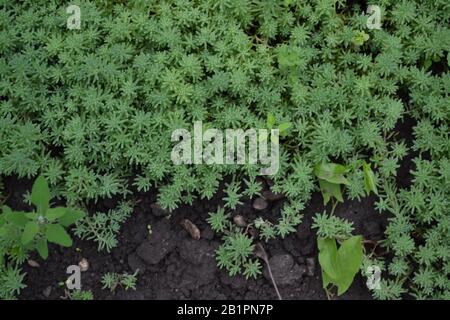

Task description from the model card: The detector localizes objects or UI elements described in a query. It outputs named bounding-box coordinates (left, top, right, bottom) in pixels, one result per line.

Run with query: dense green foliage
left=0, top=0, right=448, bottom=299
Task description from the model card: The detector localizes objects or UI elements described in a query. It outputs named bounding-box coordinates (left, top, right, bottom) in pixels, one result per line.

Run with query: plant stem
left=255, top=243, right=282, bottom=300
left=266, top=260, right=282, bottom=300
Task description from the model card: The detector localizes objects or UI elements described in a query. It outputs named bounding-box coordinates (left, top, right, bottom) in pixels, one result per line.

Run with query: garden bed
left=1, top=0, right=448, bottom=301
left=9, top=176, right=383, bottom=300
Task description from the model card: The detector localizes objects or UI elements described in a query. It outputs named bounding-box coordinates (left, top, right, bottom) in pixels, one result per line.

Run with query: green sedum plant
left=74, top=201, right=133, bottom=252
left=207, top=207, right=262, bottom=279
left=0, top=265, right=26, bottom=300
left=69, top=289, right=94, bottom=300
left=101, top=271, right=139, bottom=292
left=0, top=0, right=448, bottom=299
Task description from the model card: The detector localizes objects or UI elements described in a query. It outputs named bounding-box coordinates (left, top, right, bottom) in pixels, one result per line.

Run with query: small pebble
left=27, top=259, right=40, bottom=268
left=78, top=258, right=89, bottom=272
left=253, top=197, right=268, bottom=211
left=233, top=215, right=247, bottom=227
left=181, top=219, right=201, bottom=240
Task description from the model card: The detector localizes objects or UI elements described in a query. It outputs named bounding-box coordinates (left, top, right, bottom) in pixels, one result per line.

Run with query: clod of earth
left=136, top=220, right=177, bottom=265
left=306, top=257, right=316, bottom=277
left=150, top=203, right=169, bottom=217
left=263, top=254, right=305, bottom=286
left=128, top=252, right=147, bottom=273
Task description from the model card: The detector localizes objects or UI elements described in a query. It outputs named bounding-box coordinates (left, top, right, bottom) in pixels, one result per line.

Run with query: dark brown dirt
left=4, top=175, right=387, bottom=300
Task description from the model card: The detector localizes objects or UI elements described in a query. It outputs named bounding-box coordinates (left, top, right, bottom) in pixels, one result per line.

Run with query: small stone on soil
left=78, top=258, right=89, bottom=272
left=233, top=215, right=247, bottom=227
left=27, top=259, right=40, bottom=268
left=253, top=197, right=268, bottom=211
left=181, top=219, right=201, bottom=240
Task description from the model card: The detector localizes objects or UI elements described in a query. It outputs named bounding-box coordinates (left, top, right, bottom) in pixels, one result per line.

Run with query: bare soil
left=4, top=176, right=386, bottom=300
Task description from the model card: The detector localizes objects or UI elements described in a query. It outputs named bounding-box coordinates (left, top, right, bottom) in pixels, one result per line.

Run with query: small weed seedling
left=68, top=289, right=94, bottom=300
left=101, top=270, right=139, bottom=292
left=0, top=176, right=85, bottom=260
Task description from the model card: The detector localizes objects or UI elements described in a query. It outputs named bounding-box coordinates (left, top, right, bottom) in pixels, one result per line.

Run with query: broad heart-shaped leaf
left=318, top=179, right=343, bottom=205
left=31, top=176, right=51, bottom=214
left=363, top=162, right=378, bottom=195
left=21, top=221, right=39, bottom=245
left=314, top=163, right=350, bottom=185
left=318, top=236, right=364, bottom=296
left=46, top=224, right=72, bottom=247
left=36, top=238, right=48, bottom=259
left=321, top=269, right=331, bottom=289
left=45, top=207, right=67, bottom=221
left=318, top=237, right=339, bottom=282
left=58, top=209, right=85, bottom=227
left=336, top=235, right=363, bottom=296
left=5, top=211, right=29, bottom=227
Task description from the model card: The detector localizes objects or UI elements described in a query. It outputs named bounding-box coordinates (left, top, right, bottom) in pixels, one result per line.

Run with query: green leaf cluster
left=0, top=176, right=85, bottom=260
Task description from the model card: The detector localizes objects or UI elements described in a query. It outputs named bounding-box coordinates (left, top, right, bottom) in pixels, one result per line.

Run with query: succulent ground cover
left=0, top=0, right=449, bottom=300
